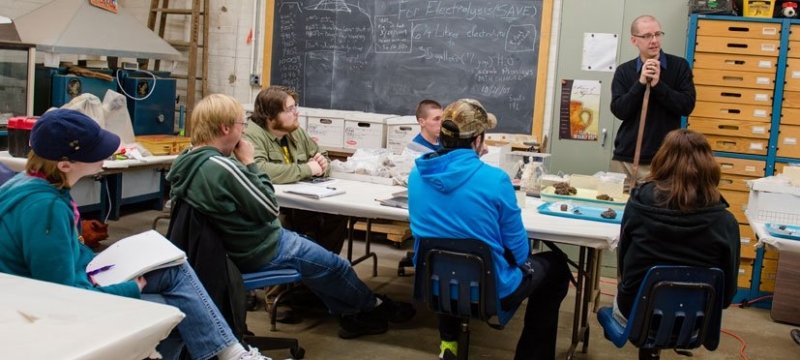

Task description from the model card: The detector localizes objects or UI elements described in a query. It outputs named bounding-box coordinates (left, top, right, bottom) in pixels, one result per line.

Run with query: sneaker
left=238, top=346, right=272, bottom=360
left=439, top=341, right=458, bottom=360
left=439, top=349, right=457, bottom=360
left=338, top=311, right=389, bottom=339
left=374, top=294, right=416, bottom=323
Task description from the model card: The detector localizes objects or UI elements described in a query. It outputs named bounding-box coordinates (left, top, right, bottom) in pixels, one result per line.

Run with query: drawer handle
left=723, top=59, right=746, bottom=65
left=723, top=76, right=744, bottom=81
left=727, top=26, right=750, bottom=33
left=717, top=140, right=738, bottom=146
left=727, top=43, right=748, bottom=49
left=720, top=92, right=742, bottom=98
left=720, top=162, right=734, bottom=169
left=719, top=125, right=740, bottom=131
left=720, top=179, right=734, bottom=185
left=722, top=109, right=741, bottom=114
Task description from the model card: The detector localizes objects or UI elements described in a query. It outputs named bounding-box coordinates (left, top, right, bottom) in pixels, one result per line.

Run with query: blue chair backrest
left=627, top=266, right=724, bottom=351
left=413, top=237, right=515, bottom=328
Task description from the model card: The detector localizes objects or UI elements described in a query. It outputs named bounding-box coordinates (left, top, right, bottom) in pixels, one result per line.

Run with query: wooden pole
left=629, top=82, right=651, bottom=190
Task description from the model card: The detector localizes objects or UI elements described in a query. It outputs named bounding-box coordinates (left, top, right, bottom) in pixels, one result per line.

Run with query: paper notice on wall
left=582, top=33, right=619, bottom=72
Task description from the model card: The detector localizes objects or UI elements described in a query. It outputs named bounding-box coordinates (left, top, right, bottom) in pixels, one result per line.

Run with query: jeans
left=140, top=262, right=238, bottom=360
left=258, top=228, right=376, bottom=315
left=438, top=251, right=570, bottom=360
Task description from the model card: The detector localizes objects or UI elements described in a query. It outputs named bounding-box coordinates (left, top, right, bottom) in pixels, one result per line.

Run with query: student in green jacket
left=167, top=94, right=415, bottom=339
left=244, top=85, right=348, bottom=253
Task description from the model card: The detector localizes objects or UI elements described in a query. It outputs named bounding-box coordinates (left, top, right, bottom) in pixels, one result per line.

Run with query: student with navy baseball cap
left=30, top=108, right=121, bottom=163
left=0, top=109, right=271, bottom=360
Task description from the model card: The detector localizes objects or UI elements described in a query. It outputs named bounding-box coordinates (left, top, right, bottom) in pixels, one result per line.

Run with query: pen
left=87, top=264, right=115, bottom=276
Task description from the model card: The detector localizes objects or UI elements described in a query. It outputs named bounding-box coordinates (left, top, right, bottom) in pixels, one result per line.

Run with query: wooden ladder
left=146, top=0, right=209, bottom=135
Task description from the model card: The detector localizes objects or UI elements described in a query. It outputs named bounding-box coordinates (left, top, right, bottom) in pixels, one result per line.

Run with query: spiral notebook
left=86, top=230, right=186, bottom=286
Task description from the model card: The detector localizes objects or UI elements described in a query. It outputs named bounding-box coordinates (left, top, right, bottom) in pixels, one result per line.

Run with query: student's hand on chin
left=234, top=139, right=255, bottom=165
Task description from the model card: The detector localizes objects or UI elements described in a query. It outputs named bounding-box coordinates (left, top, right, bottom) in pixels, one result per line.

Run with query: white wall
left=0, top=0, right=263, bottom=108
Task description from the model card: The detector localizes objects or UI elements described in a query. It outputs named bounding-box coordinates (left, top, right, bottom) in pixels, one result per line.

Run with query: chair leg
left=457, top=320, right=470, bottom=360
left=638, top=348, right=660, bottom=360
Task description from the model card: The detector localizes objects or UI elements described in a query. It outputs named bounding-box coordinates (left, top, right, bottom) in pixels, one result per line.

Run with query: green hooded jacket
left=166, top=146, right=282, bottom=272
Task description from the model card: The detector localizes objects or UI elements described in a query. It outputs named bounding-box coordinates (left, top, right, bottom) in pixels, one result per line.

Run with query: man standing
left=167, top=94, right=414, bottom=339
left=244, top=86, right=348, bottom=254
left=408, top=99, right=570, bottom=360
left=610, top=15, right=695, bottom=182
left=403, top=99, right=443, bottom=157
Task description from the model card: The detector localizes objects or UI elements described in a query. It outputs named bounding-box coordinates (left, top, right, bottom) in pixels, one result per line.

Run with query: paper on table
left=285, top=184, right=345, bottom=199
left=86, top=230, right=186, bottom=286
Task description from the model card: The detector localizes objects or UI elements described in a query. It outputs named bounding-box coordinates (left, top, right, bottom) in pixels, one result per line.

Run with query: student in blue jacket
left=408, top=99, right=571, bottom=360
left=0, top=109, right=270, bottom=360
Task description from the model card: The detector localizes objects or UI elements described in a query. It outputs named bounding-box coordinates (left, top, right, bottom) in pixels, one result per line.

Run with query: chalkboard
left=270, top=0, right=544, bottom=134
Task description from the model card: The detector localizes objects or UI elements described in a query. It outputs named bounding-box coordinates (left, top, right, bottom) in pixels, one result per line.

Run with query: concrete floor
left=108, top=209, right=800, bottom=360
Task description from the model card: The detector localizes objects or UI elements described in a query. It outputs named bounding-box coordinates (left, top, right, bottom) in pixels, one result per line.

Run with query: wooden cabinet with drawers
left=686, top=15, right=800, bottom=301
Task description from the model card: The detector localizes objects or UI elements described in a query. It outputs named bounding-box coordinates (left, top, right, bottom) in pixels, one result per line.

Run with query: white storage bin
left=343, top=112, right=391, bottom=150
left=385, top=116, right=419, bottom=155
left=747, top=176, right=800, bottom=226
left=306, top=110, right=345, bottom=148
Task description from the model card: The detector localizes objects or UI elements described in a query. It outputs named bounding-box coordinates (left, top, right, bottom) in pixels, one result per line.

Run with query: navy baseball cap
left=30, top=109, right=120, bottom=162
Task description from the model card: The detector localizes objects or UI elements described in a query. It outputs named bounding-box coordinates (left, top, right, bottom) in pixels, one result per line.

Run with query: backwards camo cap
left=440, top=98, right=497, bottom=139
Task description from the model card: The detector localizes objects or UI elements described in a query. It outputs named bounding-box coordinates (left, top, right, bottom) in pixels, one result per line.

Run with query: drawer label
left=745, top=165, right=757, bottom=172
left=758, top=60, right=773, bottom=68
left=785, top=137, right=798, bottom=145
left=793, top=71, right=800, bottom=79
left=753, top=109, right=768, bottom=117
left=750, top=142, right=764, bottom=150
left=752, top=126, right=766, bottom=134
left=762, top=27, right=778, bottom=36
left=756, top=77, right=770, bottom=84
left=754, top=93, right=770, bottom=102
left=761, top=43, right=776, bottom=52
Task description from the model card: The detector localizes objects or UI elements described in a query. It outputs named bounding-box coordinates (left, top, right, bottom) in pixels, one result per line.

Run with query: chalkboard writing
left=271, top=0, right=543, bottom=134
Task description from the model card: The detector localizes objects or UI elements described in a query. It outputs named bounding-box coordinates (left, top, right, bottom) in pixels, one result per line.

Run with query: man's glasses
left=235, top=121, right=248, bottom=128
left=632, top=31, right=665, bottom=41
left=284, top=104, right=299, bottom=114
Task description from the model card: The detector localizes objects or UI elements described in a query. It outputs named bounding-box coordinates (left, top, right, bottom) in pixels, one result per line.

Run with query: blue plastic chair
left=167, top=199, right=305, bottom=358
left=413, top=238, right=520, bottom=360
left=242, top=268, right=303, bottom=331
left=597, top=266, right=724, bottom=359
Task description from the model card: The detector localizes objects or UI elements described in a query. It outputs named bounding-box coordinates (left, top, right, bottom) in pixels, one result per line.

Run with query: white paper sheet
left=582, top=33, right=620, bottom=72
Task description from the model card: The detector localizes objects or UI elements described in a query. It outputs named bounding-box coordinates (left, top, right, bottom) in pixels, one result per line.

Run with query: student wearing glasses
left=243, top=86, right=348, bottom=254
left=610, top=14, right=696, bottom=185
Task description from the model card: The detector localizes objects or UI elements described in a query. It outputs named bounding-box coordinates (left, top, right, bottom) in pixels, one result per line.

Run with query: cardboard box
left=385, top=116, right=419, bottom=155
left=342, top=112, right=390, bottom=150
left=306, top=111, right=344, bottom=148
left=136, top=135, right=191, bottom=156
left=747, top=176, right=800, bottom=226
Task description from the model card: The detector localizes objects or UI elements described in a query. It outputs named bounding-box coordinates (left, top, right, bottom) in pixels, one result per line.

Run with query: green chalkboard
left=270, top=0, right=544, bottom=134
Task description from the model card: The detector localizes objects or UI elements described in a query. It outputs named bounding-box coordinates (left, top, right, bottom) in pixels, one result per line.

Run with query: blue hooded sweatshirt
left=0, top=173, right=139, bottom=298
left=408, top=149, right=530, bottom=298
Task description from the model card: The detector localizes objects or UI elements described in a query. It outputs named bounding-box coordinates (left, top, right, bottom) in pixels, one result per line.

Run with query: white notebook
left=86, top=230, right=187, bottom=286
left=285, top=184, right=345, bottom=199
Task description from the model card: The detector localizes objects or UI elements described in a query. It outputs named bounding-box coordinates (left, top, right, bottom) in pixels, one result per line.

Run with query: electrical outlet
left=249, top=74, right=260, bottom=87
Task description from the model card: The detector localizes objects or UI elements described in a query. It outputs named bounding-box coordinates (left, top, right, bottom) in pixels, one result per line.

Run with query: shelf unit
left=684, top=14, right=798, bottom=306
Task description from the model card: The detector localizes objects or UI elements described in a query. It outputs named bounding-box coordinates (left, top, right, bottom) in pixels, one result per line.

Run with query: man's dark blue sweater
left=610, top=52, right=696, bottom=164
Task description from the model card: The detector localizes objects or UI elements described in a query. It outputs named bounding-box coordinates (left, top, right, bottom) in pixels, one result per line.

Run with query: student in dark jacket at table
left=615, top=129, right=740, bottom=326
left=243, top=85, right=348, bottom=254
